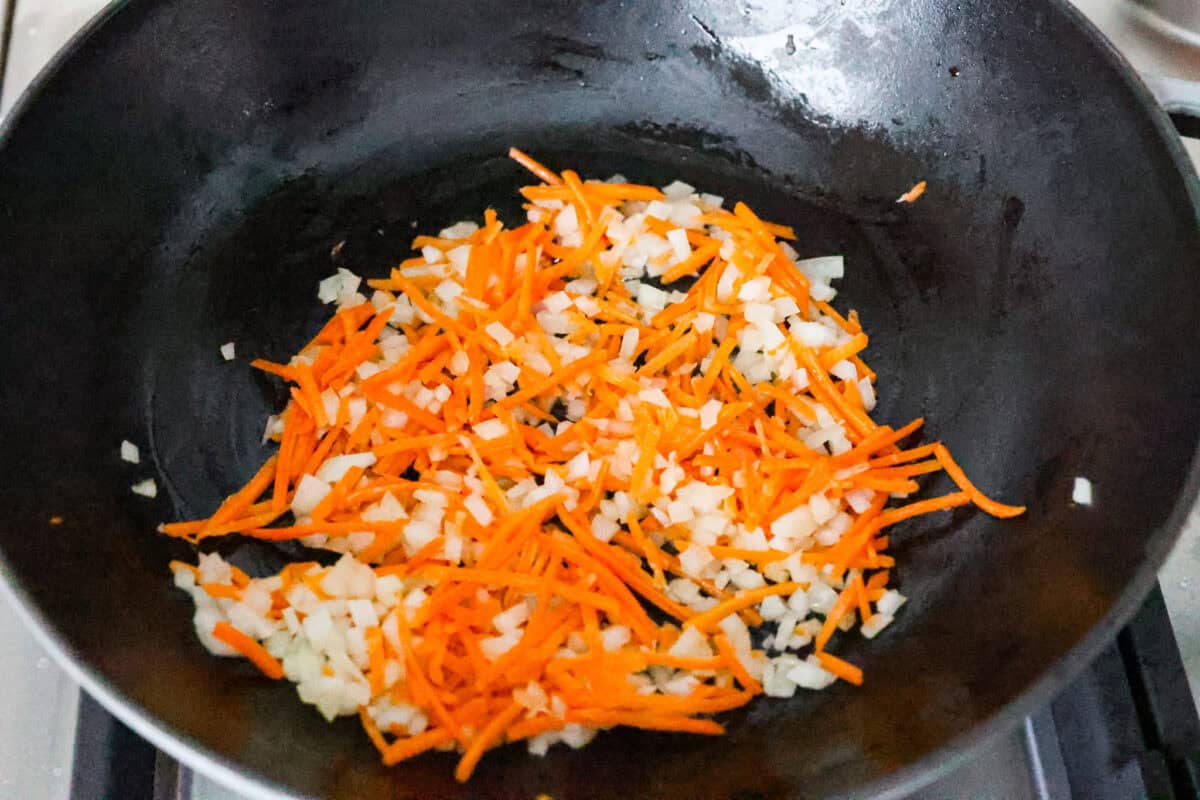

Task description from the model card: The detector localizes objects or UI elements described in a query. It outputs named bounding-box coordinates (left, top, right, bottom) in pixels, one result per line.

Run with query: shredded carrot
left=641, top=652, right=725, bottom=671
left=714, top=634, right=762, bottom=695
left=508, top=147, right=562, bottom=186
left=708, top=546, right=790, bottom=564
left=565, top=709, right=727, bottom=735
left=932, top=444, right=1026, bottom=518
left=686, top=583, right=802, bottom=633
left=418, top=565, right=621, bottom=615
left=359, top=706, right=389, bottom=756
left=160, top=149, right=1024, bottom=781
left=896, top=180, right=927, bottom=204
left=819, top=333, right=870, bottom=372
left=203, top=457, right=278, bottom=533
left=382, top=727, right=455, bottom=767
left=201, top=583, right=243, bottom=600
left=816, top=651, right=864, bottom=686
left=210, top=622, right=284, bottom=680
left=662, top=239, right=723, bottom=284
left=453, top=700, right=524, bottom=782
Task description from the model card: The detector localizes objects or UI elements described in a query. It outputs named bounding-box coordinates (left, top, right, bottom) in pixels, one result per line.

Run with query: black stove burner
left=1028, top=585, right=1200, bottom=800
left=68, top=586, right=1200, bottom=800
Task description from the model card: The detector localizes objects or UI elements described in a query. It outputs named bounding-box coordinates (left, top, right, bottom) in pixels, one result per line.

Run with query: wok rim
left=1, top=1, right=1198, bottom=798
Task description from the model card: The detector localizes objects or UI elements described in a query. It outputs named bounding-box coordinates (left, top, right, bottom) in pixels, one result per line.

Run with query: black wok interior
left=1, top=1, right=1199, bottom=798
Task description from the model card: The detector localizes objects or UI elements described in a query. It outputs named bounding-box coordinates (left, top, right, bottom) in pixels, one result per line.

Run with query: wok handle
left=1143, top=73, right=1200, bottom=138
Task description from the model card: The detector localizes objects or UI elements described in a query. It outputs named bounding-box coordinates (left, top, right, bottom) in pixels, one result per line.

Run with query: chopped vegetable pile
left=162, top=149, right=1023, bottom=781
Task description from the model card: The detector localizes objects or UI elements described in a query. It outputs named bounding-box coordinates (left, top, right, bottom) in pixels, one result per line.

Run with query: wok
left=1, top=0, right=1198, bottom=798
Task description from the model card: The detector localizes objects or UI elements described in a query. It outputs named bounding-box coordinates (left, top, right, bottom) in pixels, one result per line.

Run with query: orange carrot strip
left=661, top=240, right=723, bottom=284
left=626, top=513, right=666, bottom=587
left=203, top=456, right=278, bottom=532
left=361, top=333, right=449, bottom=391
left=866, top=442, right=939, bottom=469
left=300, top=429, right=343, bottom=479
left=707, top=546, right=790, bottom=564
left=816, top=651, right=863, bottom=685
left=628, top=416, right=661, bottom=503
left=834, top=418, right=925, bottom=466
left=492, top=350, right=607, bottom=411
left=417, top=566, right=621, bottom=615
left=693, top=334, right=740, bottom=400
left=167, top=561, right=201, bottom=580
left=468, top=497, right=557, bottom=572
left=387, top=271, right=472, bottom=337
left=508, top=147, right=563, bottom=185
left=547, top=211, right=608, bottom=275
left=714, top=634, right=763, bottom=695
left=638, top=331, right=698, bottom=376
left=544, top=541, right=659, bottom=644
left=570, top=690, right=755, bottom=715
left=458, top=435, right=512, bottom=514
left=243, top=521, right=406, bottom=540
left=359, top=706, right=390, bottom=756
left=555, top=508, right=693, bottom=623
left=373, top=388, right=448, bottom=434
left=564, top=709, right=726, bottom=735
left=516, top=232, right=542, bottom=325
left=367, top=627, right=387, bottom=696
left=814, top=578, right=862, bottom=652
left=521, top=183, right=665, bottom=203
left=855, top=577, right=873, bottom=623
left=640, top=652, right=725, bottom=671
left=859, top=460, right=943, bottom=480
left=796, top=346, right=874, bottom=438
left=371, top=432, right=460, bottom=458
left=813, top=300, right=859, bottom=335
left=211, top=622, right=284, bottom=680
left=294, top=363, right=328, bottom=427
left=249, top=358, right=295, bottom=381
left=931, top=444, right=1026, bottom=518
left=819, top=333, right=869, bottom=370
left=394, top=611, right=461, bottom=740
left=160, top=509, right=285, bottom=540
left=851, top=476, right=920, bottom=494
left=309, top=465, right=365, bottom=522
left=381, top=727, right=455, bottom=767
left=561, top=169, right=597, bottom=227
left=201, top=583, right=243, bottom=600
left=896, top=180, right=927, bottom=204
left=504, top=715, right=573, bottom=742
left=453, top=700, right=524, bottom=782
left=685, top=583, right=802, bottom=633
left=824, top=492, right=970, bottom=578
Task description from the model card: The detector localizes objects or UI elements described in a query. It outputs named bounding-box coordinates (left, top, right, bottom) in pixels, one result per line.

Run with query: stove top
left=2, top=1, right=1200, bottom=799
